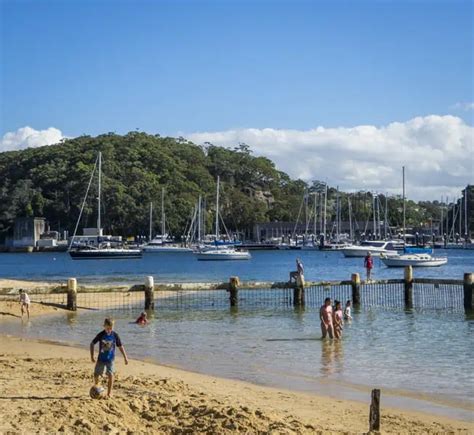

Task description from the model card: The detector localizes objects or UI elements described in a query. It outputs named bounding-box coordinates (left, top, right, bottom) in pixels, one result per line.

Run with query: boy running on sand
left=319, top=297, right=334, bottom=339
left=90, top=318, right=128, bottom=398
left=19, top=289, right=30, bottom=319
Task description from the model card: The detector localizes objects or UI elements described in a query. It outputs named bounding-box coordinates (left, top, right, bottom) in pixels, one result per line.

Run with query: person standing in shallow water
left=320, top=297, right=334, bottom=339
left=333, top=300, right=343, bottom=339
left=364, top=251, right=374, bottom=282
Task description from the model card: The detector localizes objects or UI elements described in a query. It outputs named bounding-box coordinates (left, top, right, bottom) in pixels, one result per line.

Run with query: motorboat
left=194, top=245, right=251, bottom=261
left=319, top=242, right=351, bottom=251
left=380, top=253, right=447, bottom=267
left=342, top=240, right=399, bottom=258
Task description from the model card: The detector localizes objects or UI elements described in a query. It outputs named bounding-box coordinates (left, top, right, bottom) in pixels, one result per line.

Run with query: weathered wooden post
left=144, top=276, right=154, bottom=310
left=369, top=389, right=381, bottom=431
left=229, top=276, right=240, bottom=307
left=404, top=266, right=413, bottom=309
left=67, top=278, right=77, bottom=311
left=293, top=273, right=305, bottom=307
left=351, top=273, right=361, bottom=306
left=463, top=273, right=474, bottom=310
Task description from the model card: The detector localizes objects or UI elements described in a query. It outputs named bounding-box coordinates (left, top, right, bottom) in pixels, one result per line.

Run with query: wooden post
left=144, top=276, right=154, bottom=310
left=351, top=273, right=361, bottom=306
left=369, top=389, right=381, bottom=431
left=293, top=273, right=305, bottom=307
left=464, top=273, right=474, bottom=310
left=404, top=266, right=413, bottom=309
left=67, top=278, right=77, bottom=311
left=229, top=276, right=240, bottom=307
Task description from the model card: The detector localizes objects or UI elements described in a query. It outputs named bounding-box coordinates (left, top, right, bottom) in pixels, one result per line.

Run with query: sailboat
left=194, top=176, right=251, bottom=261
left=69, top=152, right=142, bottom=260
left=142, top=189, right=192, bottom=253
left=380, top=167, right=447, bottom=268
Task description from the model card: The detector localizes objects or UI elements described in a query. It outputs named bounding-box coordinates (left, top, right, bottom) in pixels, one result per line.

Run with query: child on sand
left=319, top=297, right=334, bottom=339
left=19, top=289, right=30, bottom=319
left=90, top=318, right=128, bottom=398
left=135, top=311, right=148, bottom=325
left=344, top=300, right=352, bottom=321
left=333, top=300, right=343, bottom=339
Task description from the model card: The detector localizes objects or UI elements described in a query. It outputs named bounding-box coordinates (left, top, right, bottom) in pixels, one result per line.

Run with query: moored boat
left=69, top=244, right=142, bottom=260
left=342, top=241, right=398, bottom=257
left=380, top=253, right=447, bottom=267
left=195, top=246, right=251, bottom=260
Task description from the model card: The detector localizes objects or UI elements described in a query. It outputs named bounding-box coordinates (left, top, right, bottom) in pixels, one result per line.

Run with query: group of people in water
left=320, top=298, right=352, bottom=339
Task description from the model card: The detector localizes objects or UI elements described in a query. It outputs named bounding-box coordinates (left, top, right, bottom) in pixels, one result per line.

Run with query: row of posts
left=65, top=270, right=474, bottom=311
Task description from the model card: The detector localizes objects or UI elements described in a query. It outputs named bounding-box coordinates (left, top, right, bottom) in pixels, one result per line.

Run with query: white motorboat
left=195, top=246, right=251, bottom=261
left=342, top=241, right=398, bottom=257
left=380, top=253, right=448, bottom=267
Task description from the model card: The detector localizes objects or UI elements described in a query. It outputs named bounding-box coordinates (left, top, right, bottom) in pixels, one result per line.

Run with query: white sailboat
left=69, top=152, right=142, bottom=260
left=379, top=167, right=447, bottom=268
left=142, top=189, right=192, bottom=253
left=194, top=176, right=251, bottom=261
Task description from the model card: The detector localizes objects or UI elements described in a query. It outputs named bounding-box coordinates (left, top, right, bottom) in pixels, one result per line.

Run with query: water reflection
left=320, top=339, right=343, bottom=376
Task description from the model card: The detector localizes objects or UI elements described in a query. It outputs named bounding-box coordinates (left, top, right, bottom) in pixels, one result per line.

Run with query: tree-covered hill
left=0, top=132, right=443, bottom=242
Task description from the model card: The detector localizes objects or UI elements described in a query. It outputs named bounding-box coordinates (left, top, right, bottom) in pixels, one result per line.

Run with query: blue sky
left=1, top=0, right=472, bottom=137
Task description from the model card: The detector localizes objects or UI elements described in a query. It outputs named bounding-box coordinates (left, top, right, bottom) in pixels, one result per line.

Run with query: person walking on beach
left=364, top=251, right=374, bottom=282
left=320, top=297, right=334, bottom=339
left=344, top=300, right=352, bottom=321
left=90, top=318, right=128, bottom=398
left=333, top=300, right=343, bottom=339
left=19, top=289, right=30, bottom=319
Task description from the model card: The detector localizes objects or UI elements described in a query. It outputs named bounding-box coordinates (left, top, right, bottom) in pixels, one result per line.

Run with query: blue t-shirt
left=92, top=330, right=122, bottom=362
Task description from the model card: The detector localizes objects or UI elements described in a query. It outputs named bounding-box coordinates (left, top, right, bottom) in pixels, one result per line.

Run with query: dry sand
left=0, top=293, right=472, bottom=433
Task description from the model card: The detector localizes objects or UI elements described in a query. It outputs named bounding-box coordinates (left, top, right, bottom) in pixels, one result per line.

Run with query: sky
left=0, top=0, right=473, bottom=200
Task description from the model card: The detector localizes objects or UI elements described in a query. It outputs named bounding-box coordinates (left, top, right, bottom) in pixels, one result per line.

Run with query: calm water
left=1, top=304, right=473, bottom=420
left=0, top=249, right=472, bottom=284
left=1, top=249, right=473, bottom=420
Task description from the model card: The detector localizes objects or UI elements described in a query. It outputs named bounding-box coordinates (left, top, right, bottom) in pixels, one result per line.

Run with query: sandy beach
left=0, top=297, right=472, bottom=434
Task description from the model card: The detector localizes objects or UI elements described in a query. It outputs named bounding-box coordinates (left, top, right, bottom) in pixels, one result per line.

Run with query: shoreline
left=0, top=299, right=473, bottom=432
left=0, top=333, right=472, bottom=434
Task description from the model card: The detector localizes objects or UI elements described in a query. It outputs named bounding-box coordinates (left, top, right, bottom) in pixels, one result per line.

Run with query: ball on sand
left=89, top=385, right=105, bottom=399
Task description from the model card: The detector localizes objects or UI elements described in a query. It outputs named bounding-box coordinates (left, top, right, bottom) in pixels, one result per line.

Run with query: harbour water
left=0, top=248, right=472, bottom=284
left=1, top=249, right=473, bottom=420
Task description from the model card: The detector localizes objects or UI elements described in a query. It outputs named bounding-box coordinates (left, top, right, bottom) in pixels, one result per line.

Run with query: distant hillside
left=0, top=132, right=442, bottom=241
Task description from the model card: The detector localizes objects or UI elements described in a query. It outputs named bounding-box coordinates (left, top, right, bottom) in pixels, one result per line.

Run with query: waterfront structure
left=12, top=217, right=45, bottom=248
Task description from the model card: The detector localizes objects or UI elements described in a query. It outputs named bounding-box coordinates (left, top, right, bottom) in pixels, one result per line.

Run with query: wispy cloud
left=0, top=126, right=65, bottom=152
left=186, top=115, right=474, bottom=201
left=450, top=102, right=474, bottom=111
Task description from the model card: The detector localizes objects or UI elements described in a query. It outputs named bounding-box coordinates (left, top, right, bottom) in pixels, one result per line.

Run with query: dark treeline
left=0, top=132, right=443, bottom=241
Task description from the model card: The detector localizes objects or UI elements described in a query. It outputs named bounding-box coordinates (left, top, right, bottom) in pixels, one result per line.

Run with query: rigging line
left=68, top=155, right=99, bottom=250
left=292, top=192, right=305, bottom=238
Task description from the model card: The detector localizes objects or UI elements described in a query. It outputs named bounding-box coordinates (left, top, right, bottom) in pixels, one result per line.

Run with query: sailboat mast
left=348, top=194, right=353, bottom=241
left=97, top=151, right=102, bottom=235
left=323, top=183, right=328, bottom=240
left=313, top=192, right=317, bottom=237
left=384, top=194, right=388, bottom=239
left=198, top=195, right=202, bottom=243
left=161, top=188, right=165, bottom=237
left=402, top=166, right=406, bottom=244
left=373, top=193, right=376, bottom=240
left=215, top=176, right=220, bottom=240
left=149, top=202, right=153, bottom=241
left=464, top=188, right=468, bottom=238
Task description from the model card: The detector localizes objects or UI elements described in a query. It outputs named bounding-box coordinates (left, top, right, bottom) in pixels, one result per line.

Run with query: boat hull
left=195, top=251, right=251, bottom=261
left=142, top=246, right=192, bottom=253
left=342, top=247, right=397, bottom=257
left=69, top=249, right=142, bottom=260
left=380, top=255, right=447, bottom=267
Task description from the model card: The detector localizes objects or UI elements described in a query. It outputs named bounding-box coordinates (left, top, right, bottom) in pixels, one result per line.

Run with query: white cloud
left=0, top=126, right=65, bottom=152
left=186, top=115, right=474, bottom=201
left=451, top=102, right=474, bottom=111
